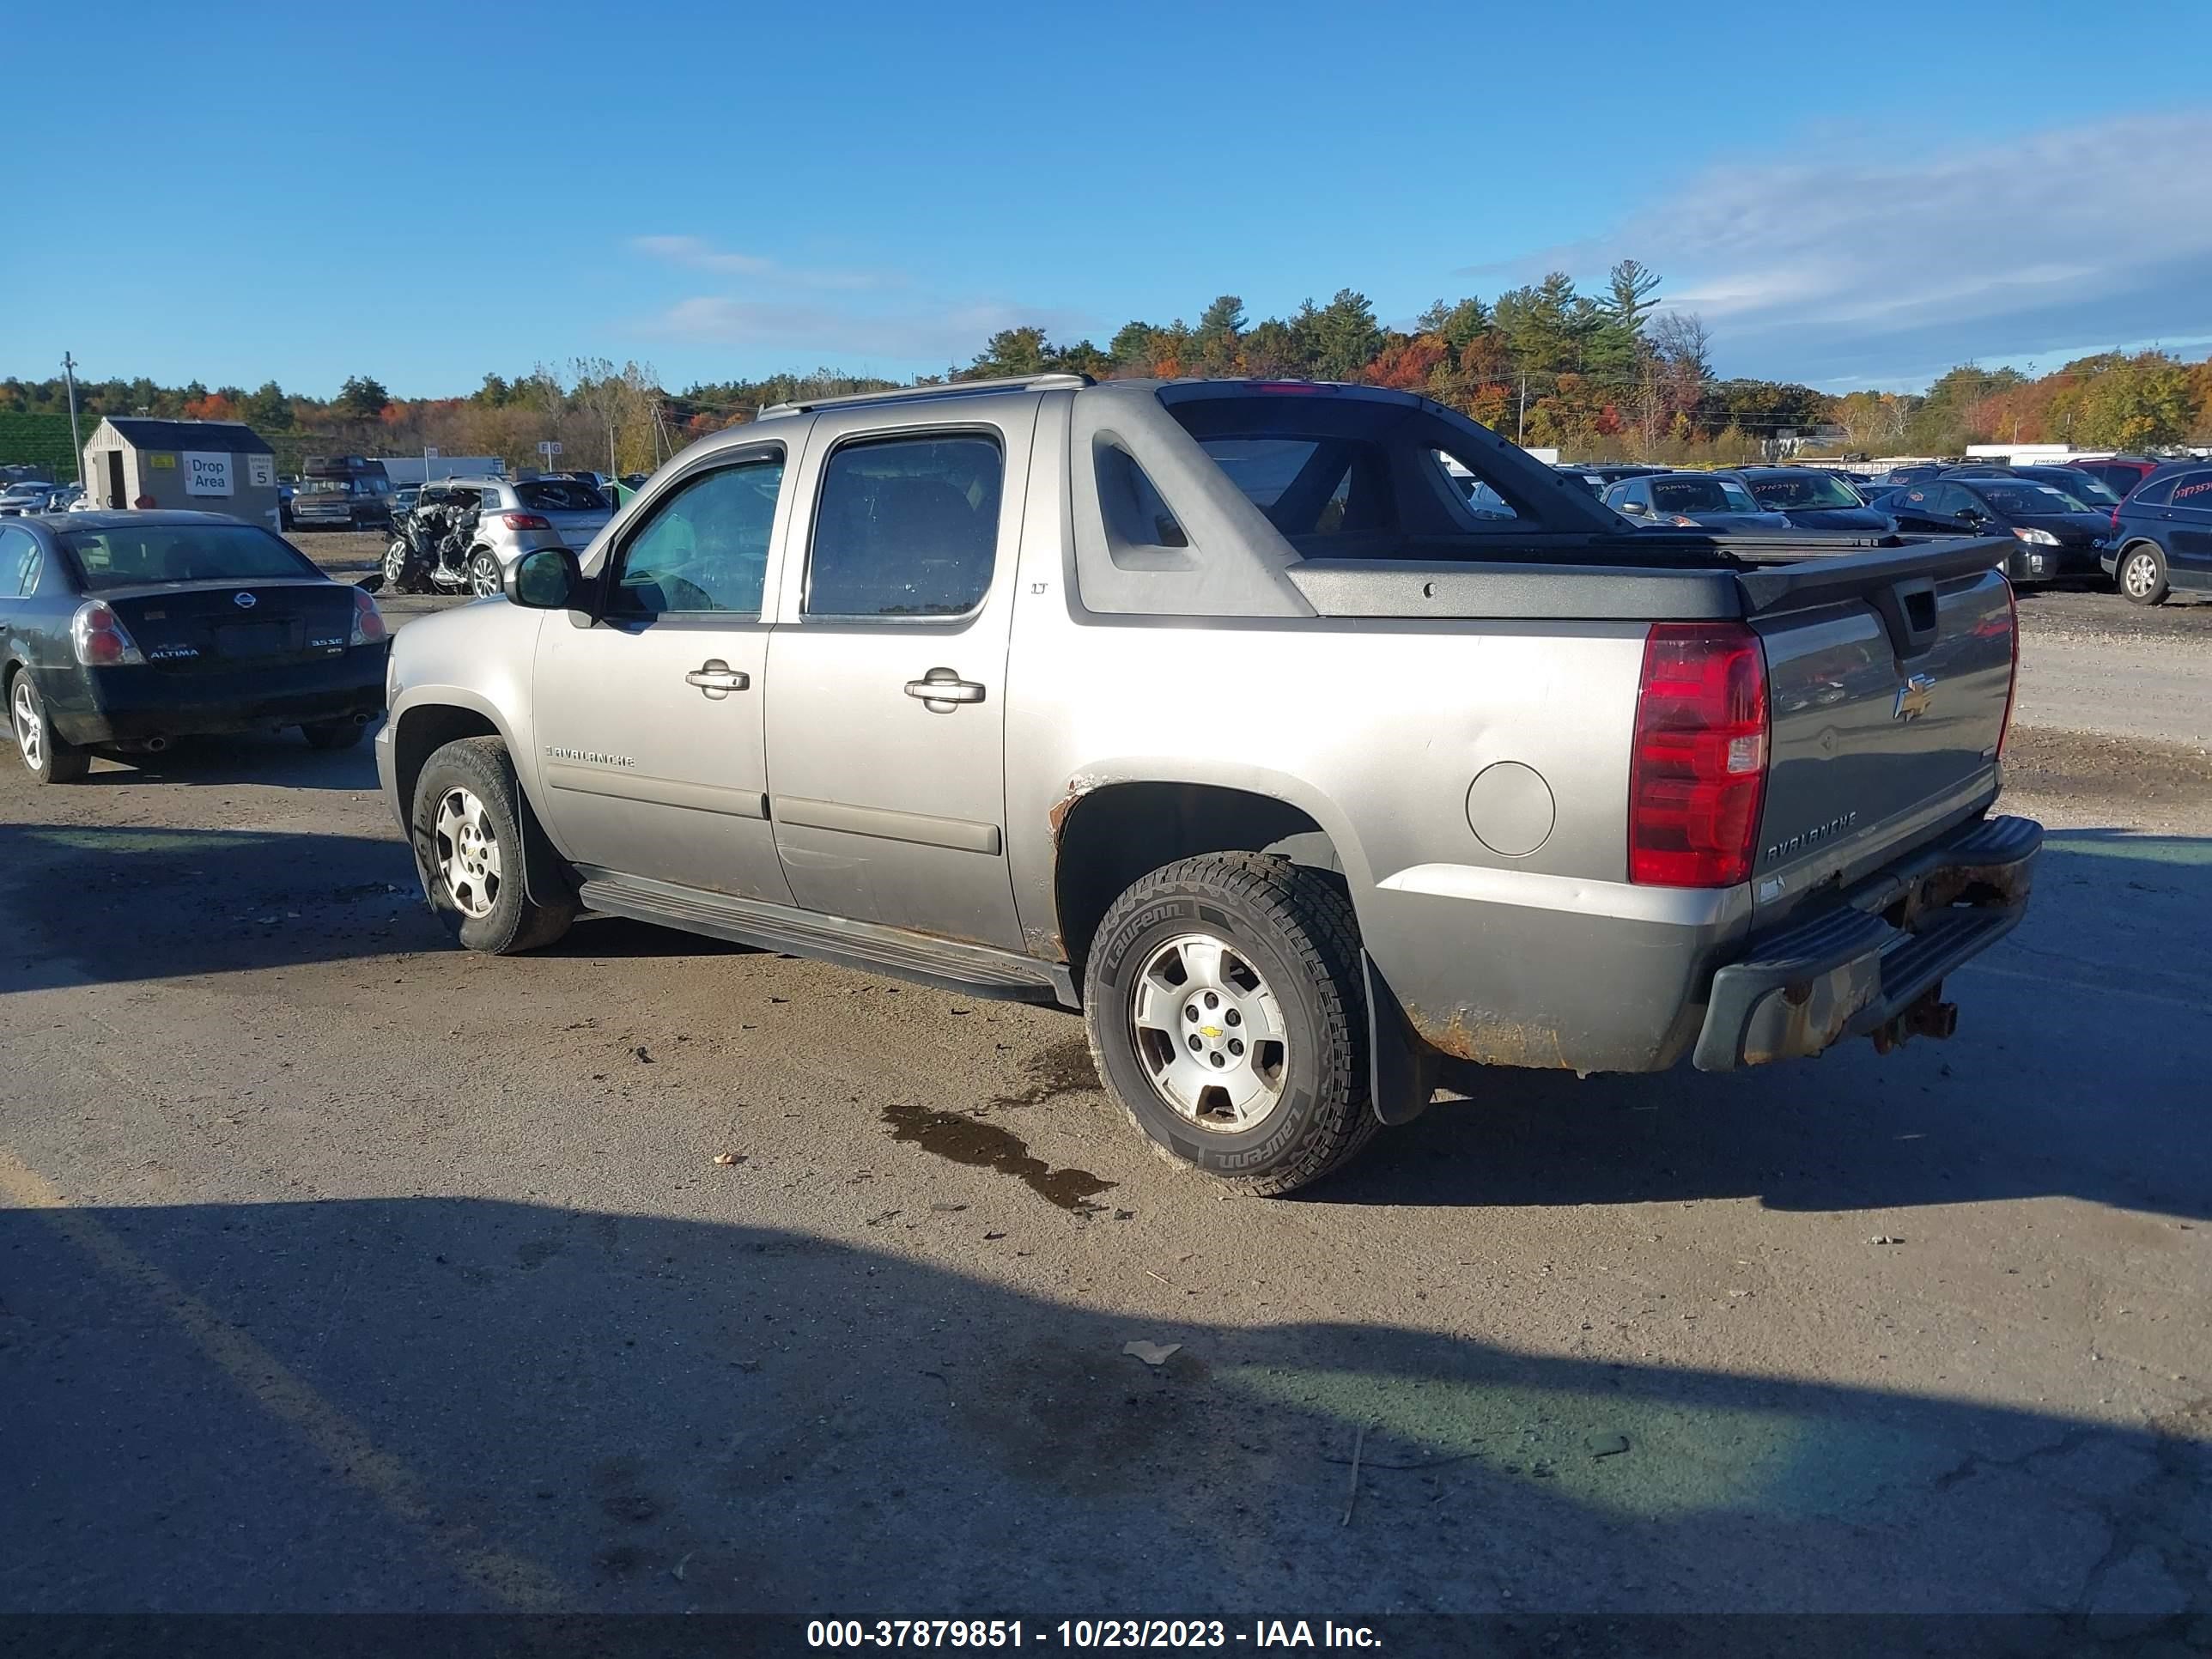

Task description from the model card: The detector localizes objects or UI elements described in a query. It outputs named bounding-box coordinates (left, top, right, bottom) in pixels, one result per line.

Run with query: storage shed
left=82, top=418, right=282, bottom=531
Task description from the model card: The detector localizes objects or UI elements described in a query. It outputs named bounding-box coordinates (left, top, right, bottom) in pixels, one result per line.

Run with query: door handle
left=904, top=667, right=986, bottom=712
left=684, top=659, right=750, bottom=699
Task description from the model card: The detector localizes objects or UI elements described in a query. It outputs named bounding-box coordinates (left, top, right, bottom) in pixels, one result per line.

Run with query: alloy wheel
left=2124, top=551, right=2159, bottom=599
left=433, top=787, right=501, bottom=918
left=11, top=678, right=42, bottom=772
left=1128, top=933, right=1291, bottom=1131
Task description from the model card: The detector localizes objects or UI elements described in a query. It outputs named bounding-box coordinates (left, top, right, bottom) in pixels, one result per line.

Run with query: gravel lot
left=3, top=538, right=2208, bottom=1621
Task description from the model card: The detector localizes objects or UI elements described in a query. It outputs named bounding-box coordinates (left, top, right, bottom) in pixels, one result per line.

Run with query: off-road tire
left=301, top=719, right=365, bottom=750
left=2118, top=543, right=2170, bottom=606
left=1082, top=852, right=1376, bottom=1195
left=8, top=669, right=90, bottom=784
left=410, top=736, right=574, bottom=954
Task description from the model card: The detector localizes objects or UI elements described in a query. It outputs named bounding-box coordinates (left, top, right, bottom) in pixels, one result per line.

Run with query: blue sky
left=5, top=0, right=2209, bottom=398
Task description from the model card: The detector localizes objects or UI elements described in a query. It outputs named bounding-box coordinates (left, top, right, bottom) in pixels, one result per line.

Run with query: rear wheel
left=467, top=548, right=502, bottom=599
left=411, top=737, right=574, bottom=953
left=2118, top=543, right=2170, bottom=606
left=1083, top=852, right=1376, bottom=1195
left=9, top=671, right=89, bottom=784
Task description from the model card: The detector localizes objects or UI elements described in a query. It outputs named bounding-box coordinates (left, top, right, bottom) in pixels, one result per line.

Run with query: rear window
left=1194, top=436, right=1395, bottom=537
left=516, top=479, right=609, bottom=512
left=63, top=524, right=319, bottom=589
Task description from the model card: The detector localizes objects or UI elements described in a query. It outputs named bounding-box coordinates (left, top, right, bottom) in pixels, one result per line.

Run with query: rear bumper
left=48, top=646, right=389, bottom=744
left=1691, top=813, right=2041, bottom=1071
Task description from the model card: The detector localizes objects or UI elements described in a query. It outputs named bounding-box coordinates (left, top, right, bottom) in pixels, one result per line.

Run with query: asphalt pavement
left=2, top=550, right=2208, bottom=1621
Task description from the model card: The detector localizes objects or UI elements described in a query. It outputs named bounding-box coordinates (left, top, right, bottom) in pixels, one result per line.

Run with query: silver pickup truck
left=377, top=374, right=2040, bottom=1193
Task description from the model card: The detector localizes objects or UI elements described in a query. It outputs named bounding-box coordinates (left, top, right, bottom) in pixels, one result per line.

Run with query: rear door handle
left=904, top=668, right=986, bottom=712
left=684, top=659, right=750, bottom=699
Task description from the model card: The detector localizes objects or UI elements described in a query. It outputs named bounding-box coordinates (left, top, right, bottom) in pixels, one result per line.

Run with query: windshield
left=1745, top=472, right=1861, bottom=510
left=1978, top=483, right=2094, bottom=515
left=297, top=479, right=354, bottom=495
left=1652, top=477, right=1758, bottom=514
left=63, top=523, right=320, bottom=589
left=2024, top=470, right=2119, bottom=504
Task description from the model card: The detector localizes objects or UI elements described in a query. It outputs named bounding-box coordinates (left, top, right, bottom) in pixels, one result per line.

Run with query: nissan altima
left=3, top=511, right=388, bottom=783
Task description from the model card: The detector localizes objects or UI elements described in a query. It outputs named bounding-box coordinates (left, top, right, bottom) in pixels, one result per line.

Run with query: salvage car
left=379, top=375, right=2038, bottom=1193
left=1729, top=467, right=1893, bottom=532
left=1605, top=471, right=1795, bottom=532
left=3, top=511, right=388, bottom=782
left=1885, top=477, right=2109, bottom=584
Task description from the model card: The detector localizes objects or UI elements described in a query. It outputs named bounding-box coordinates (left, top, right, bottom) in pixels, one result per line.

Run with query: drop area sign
left=184, top=452, right=234, bottom=496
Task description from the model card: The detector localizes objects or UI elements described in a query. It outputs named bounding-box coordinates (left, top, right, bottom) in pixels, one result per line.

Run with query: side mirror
left=1620, top=500, right=1648, bottom=515
left=507, top=546, right=582, bottom=609
left=1957, top=507, right=1985, bottom=524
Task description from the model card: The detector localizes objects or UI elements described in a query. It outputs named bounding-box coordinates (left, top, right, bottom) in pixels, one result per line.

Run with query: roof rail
left=757, top=372, right=1094, bottom=419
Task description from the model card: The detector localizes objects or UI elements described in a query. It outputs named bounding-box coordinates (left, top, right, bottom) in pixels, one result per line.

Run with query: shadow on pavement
left=1, top=822, right=2205, bottom=1222
left=2, top=1194, right=2204, bottom=1620
left=70, top=730, right=386, bottom=793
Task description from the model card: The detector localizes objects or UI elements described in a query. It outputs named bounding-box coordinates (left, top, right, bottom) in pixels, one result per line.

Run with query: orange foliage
left=1364, top=336, right=1448, bottom=392
left=181, top=392, right=237, bottom=422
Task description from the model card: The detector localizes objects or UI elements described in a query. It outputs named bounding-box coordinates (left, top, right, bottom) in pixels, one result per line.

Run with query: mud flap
left=514, top=784, right=575, bottom=911
left=1364, top=954, right=1441, bottom=1127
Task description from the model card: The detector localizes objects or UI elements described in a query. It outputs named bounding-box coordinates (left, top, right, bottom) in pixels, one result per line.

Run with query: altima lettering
left=1765, top=811, right=1858, bottom=863
left=545, top=745, right=637, bottom=769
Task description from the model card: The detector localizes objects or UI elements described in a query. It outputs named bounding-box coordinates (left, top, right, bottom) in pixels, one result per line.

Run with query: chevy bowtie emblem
left=1893, top=672, right=1936, bottom=721
left=233, top=591, right=258, bottom=609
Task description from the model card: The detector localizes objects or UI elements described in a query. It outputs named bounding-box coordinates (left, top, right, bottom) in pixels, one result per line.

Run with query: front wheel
left=410, top=737, right=574, bottom=954
left=2118, top=544, right=2170, bottom=606
left=467, top=549, right=502, bottom=599
left=383, top=538, right=421, bottom=593
left=1083, top=852, right=1376, bottom=1195
left=9, top=671, right=89, bottom=784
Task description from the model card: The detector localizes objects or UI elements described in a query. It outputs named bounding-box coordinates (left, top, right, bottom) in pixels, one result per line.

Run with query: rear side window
left=1096, top=443, right=1188, bottom=548
left=805, top=434, right=1003, bottom=619
left=611, top=455, right=784, bottom=616
left=2171, top=471, right=2212, bottom=510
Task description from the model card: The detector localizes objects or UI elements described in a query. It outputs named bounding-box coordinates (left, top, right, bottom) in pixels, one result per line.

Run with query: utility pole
left=1516, top=373, right=1528, bottom=445
left=61, top=352, right=83, bottom=481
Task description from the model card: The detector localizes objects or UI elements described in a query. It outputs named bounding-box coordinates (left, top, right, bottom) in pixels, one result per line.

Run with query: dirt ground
left=2, top=553, right=2209, bottom=1624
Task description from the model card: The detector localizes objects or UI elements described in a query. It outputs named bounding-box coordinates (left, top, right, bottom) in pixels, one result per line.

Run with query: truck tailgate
left=1740, top=537, right=2016, bottom=921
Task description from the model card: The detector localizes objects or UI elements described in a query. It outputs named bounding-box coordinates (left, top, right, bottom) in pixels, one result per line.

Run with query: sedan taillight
left=349, top=586, right=387, bottom=647
left=70, top=600, right=146, bottom=667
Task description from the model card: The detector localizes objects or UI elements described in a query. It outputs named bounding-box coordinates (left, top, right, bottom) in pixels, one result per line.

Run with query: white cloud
left=1486, top=112, right=2212, bottom=386
left=629, top=234, right=897, bottom=294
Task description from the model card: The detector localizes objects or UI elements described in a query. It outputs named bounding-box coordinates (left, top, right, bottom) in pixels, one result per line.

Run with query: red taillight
left=1996, top=580, right=2018, bottom=758
left=2110, top=504, right=2122, bottom=531
left=1629, top=622, right=1769, bottom=887
left=499, top=512, right=552, bottom=531
left=70, top=599, right=146, bottom=667
left=349, top=586, right=388, bottom=646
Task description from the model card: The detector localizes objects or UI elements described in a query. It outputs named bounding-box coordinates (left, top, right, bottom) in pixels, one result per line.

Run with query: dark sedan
left=1885, top=477, right=2109, bottom=585
left=2, top=512, right=389, bottom=783
left=1729, top=467, right=1893, bottom=532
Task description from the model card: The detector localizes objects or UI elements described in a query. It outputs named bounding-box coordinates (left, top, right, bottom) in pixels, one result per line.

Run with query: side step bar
left=574, top=867, right=1078, bottom=1008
